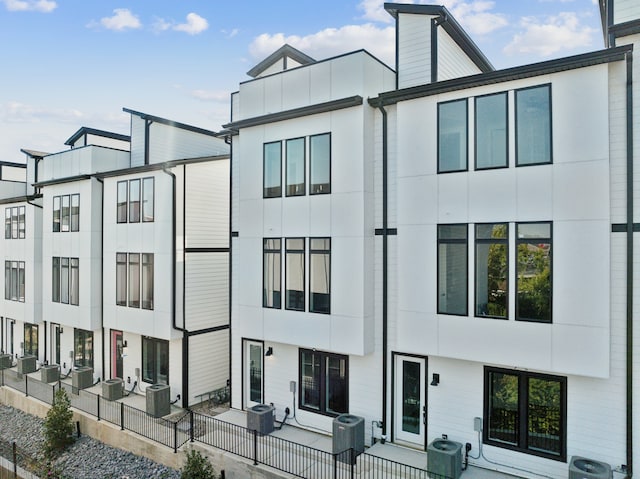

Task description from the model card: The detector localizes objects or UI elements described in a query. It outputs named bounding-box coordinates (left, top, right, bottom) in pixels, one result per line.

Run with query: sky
left=0, top=0, right=603, bottom=163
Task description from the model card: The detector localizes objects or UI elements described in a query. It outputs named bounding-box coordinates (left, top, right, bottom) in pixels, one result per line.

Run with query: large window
left=299, top=349, right=348, bottom=416
left=142, top=336, right=168, bottom=385
left=263, top=142, right=282, bottom=198
left=516, top=85, right=552, bottom=166
left=310, top=133, right=331, bottom=194
left=285, top=238, right=305, bottom=311
left=484, top=367, right=566, bottom=461
left=24, top=323, right=38, bottom=357
left=52, top=194, right=79, bottom=232
left=52, top=257, right=79, bottom=306
left=517, top=222, right=552, bottom=322
left=437, top=225, right=468, bottom=315
left=475, top=92, right=507, bottom=169
left=286, top=138, right=305, bottom=196
left=263, top=239, right=281, bottom=308
left=116, top=253, right=154, bottom=310
left=438, top=99, right=468, bottom=173
left=117, top=178, right=154, bottom=223
left=309, top=238, right=330, bottom=314
left=74, top=329, right=94, bottom=368
left=4, top=261, right=25, bottom=302
left=475, top=223, right=508, bottom=318
left=5, top=206, right=25, bottom=239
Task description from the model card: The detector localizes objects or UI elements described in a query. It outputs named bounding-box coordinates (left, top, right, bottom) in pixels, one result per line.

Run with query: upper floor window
left=117, top=178, right=154, bottom=223
left=299, top=349, right=348, bottom=416
left=475, top=92, right=508, bottom=169
left=53, top=194, right=79, bottom=232
left=309, top=238, right=330, bottom=314
left=516, top=222, right=552, bottom=322
left=52, top=256, right=79, bottom=305
left=116, top=252, right=154, bottom=310
left=475, top=223, right=508, bottom=318
left=438, top=99, right=468, bottom=173
left=263, top=142, right=282, bottom=198
left=484, top=367, right=566, bottom=461
left=286, top=138, right=306, bottom=196
left=4, top=260, right=25, bottom=302
left=5, top=206, right=25, bottom=239
left=516, top=85, right=552, bottom=166
left=310, top=133, right=331, bottom=194
left=263, top=238, right=281, bottom=308
left=437, top=224, right=468, bottom=315
left=285, top=238, right=305, bottom=310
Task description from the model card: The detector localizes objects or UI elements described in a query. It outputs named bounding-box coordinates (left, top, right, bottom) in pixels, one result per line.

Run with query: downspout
left=25, top=199, right=43, bottom=361
left=182, top=164, right=189, bottom=407
left=226, top=134, right=233, bottom=402
left=95, top=177, right=106, bottom=381
left=144, top=120, right=153, bottom=166
left=625, top=50, right=634, bottom=479
left=161, top=165, right=188, bottom=407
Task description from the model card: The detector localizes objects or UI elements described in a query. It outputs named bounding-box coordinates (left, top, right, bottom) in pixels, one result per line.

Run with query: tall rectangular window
left=438, top=99, right=468, bottom=173
left=18, top=206, right=25, bottom=238
left=24, top=323, right=38, bottom=357
left=52, top=257, right=60, bottom=302
left=142, top=178, right=154, bottom=222
left=53, top=196, right=61, bottom=232
left=3, top=260, right=23, bottom=302
left=263, top=239, right=281, bottom=308
left=475, top=223, right=508, bottom=318
left=4, top=209, right=10, bottom=239
left=517, top=222, right=552, bottom=322
left=11, top=207, right=18, bottom=239
left=70, top=194, right=80, bottom=232
left=141, top=253, right=154, bottom=310
left=60, top=258, right=69, bottom=304
left=117, top=181, right=128, bottom=223
left=61, top=195, right=70, bottom=232
left=116, top=253, right=127, bottom=306
left=516, top=85, right=552, bottom=166
left=309, top=238, right=330, bottom=314
left=285, top=238, right=305, bottom=311
left=74, top=329, right=93, bottom=368
left=263, top=142, right=282, bottom=198
left=70, top=258, right=79, bottom=306
left=142, top=336, right=169, bottom=385
left=310, top=133, right=330, bottom=194
left=484, top=367, right=565, bottom=461
left=18, top=261, right=25, bottom=302
left=299, top=349, right=348, bottom=416
left=286, top=138, right=305, bottom=196
left=4, top=261, right=10, bottom=300
left=128, top=253, right=140, bottom=308
left=437, top=224, right=468, bottom=315
left=129, top=179, right=140, bottom=223
left=475, top=92, right=508, bottom=169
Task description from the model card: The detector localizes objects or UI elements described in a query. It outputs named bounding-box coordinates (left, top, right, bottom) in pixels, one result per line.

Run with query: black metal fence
left=0, top=368, right=442, bottom=479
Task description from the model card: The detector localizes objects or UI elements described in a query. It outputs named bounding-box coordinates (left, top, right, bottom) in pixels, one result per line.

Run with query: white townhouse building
left=0, top=159, right=42, bottom=362
left=227, top=0, right=640, bottom=477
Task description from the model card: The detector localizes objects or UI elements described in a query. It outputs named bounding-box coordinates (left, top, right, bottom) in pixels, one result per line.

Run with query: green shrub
left=43, top=388, right=75, bottom=457
left=181, top=449, right=217, bottom=479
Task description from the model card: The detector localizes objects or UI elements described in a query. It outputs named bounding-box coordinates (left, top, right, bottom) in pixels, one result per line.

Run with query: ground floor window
left=24, top=323, right=38, bottom=357
left=299, top=349, right=348, bottom=416
left=74, top=329, right=94, bottom=368
left=484, top=366, right=566, bottom=461
left=142, top=336, right=168, bottom=385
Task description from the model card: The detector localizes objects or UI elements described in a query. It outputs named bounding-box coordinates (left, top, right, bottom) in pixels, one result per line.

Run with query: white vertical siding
left=188, top=330, right=229, bottom=406
left=184, top=252, right=229, bottom=331
left=130, top=115, right=145, bottom=167
left=397, top=14, right=433, bottom=89
left=614, top=0, right=640, bottom=24
left=437, top=28, right=482, bottom=81
left=185, top=160, right=230, bottom=249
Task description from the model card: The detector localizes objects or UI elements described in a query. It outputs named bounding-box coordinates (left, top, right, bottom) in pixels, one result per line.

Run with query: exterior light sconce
left=59, top=327, right=64, bottom=334
left=123, top=340, right=128, bottom=348
left=265, top=347, right=273, bottom=357
left=430, top=373, right=440, bottom=386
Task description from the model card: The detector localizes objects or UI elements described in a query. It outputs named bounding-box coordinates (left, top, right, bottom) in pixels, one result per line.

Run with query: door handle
left=422, top=405, right=426, bottom=425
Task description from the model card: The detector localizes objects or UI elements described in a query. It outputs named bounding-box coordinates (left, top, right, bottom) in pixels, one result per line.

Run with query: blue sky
left=0, top=0, right=602, bottom=162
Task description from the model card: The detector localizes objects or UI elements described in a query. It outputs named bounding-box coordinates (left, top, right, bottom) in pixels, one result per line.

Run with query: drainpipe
left=161, top=165, right=189, bottom=408
left=625, top=50, right=634, bottom=479
left=226, top=134, right=233, bottom=404
left=95, top=177, right=106, bottom=381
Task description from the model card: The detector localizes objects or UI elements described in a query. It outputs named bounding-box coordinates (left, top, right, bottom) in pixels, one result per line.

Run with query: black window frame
left=23, top=323, right=38, bottom=357
left=474, top=91, right=508, bottom=170
left=52, top=256, right=79, bottom=306
left=298, top=348, right=348, bottom=417
left=73, top=328, right=94, bottom=368
left=142, top=177, right=155, bottom=222
left=142, top=336, right=169, bottom=385
left=474, top=223, right=509, bottom=319
left=116, top=252, right=154, bottom=310
left=309, top=133, right=331, bottom=195
left=309, top=237, right=331, bottom=314
left=53, top=194, right=79, bottom=232
left=437, top=98, right=468, bottom=173
left=437, top=224, right=468, bottom=316
left=285, top=137, right=306, bottom=197
left=285, top=238, right=305, bottom=311
left=515, top=84, right=553, bottom=167
left=516, top=221, right=552, bottom=323
left=263, top=141, right=282, bottom=199
left=117, top=178, right=155, bottom=223
left=4, top=260, right=25, bottom=302
left=484, top=366, right=566, bottom=461
left=117, top=181, right=128, bottom=223
left=263, top=238, right=282, bottom=309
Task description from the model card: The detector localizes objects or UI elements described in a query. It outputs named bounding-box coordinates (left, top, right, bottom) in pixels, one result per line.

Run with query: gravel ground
left=0, top=404, right=181, bottom=479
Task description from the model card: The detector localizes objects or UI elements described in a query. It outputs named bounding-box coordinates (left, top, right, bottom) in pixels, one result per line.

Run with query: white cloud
left=222, top=28, right=239, bottom=39
left=250, top=23, right=395, bottom=68
left=174, top=12, right=208, bottom=35
left=1, top=101, right=85, bottom=123
left=96, top=8, right=142, bottom=31
left=191, top=90, right=231, bottom=103
left=151, top=17, right=172, bottom=33
left=504, top=12, right=596, bottom=57
left=2, top=0, right=56, bottom=12
left=358, top=0, right=392, bottom=23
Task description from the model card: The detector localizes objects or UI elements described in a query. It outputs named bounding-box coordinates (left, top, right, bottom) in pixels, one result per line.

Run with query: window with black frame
left=475, top=223, right=508, bottom=318
left=286, top=138, right=305, bottom=196
left=516, top=85, right=552, bottom=166
left=263, top=141, right=282, bottom=198
left=299, top=349, right=348, bottom=416
left=309, top=238, right=330, bottom=314
left=516, top=222, right=552, bottom=322
left=475, top=92, right=508, bottom=169
left=285, top=238, right=305, bottom=311
left=142, top=336, right=168, bottom=385
left=24, top=323, right=38, bottom=357
left=74, top=328, right=93, bottom=368
left=438, top=98, right=468, bottom=173
left=263, top=238, right=281, bottom=308
left=310, top=133, right=330, bottom=194
left=437, top=224, right=468, bottom=315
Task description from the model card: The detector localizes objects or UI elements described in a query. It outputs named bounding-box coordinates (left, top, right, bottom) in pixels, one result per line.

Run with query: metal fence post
left=51, top=384, right=55, bottom=405
left=97, top=395, right=100, bottom=421
left=333, top=453, right=337, bottom=479
left=24, top=376, right=28, bottom=397
left=253, top=429, right=258, bottom=465
left=120, top=402, right=125, bottom=431
left=190, top=410, right=194, bottom=443
left=12, top=441, right=17, bottom=479
left=350, top=449, right=355, bottom=479
left=173, top=421, right=178, bottom=454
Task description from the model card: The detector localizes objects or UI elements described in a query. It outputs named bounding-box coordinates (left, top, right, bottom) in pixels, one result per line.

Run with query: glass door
left=394, top=355, right=426, bottom=448
left=244, top=340, right=263, bottom=408
left=111, top=330, right=123, bottom=379
left=50, top=323, right=61, bottom=365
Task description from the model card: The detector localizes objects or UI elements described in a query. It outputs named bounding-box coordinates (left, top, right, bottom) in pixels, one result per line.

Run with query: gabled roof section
left=20, top=149, right=50, bottom=159
left=123, top=108, right=221, bottom=138
left=384, top=3, right=493, bottom=73
left=246, top=44, right=316, bottom=78
left=64, top=127, right=130, bottom=146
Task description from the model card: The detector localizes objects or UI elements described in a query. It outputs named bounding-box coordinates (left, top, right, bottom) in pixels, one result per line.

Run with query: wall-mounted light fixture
left=430, top=373, right=440, bottom=386
left=123, top=340, right=128, bottom=348
left=59, top=327, right=64, bottom=334
left=265, top=347, right=273, bottom=357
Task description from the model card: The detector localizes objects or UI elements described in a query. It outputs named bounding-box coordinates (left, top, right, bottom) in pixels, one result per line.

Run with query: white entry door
left=394, top=355, right=426, bottom=448
left=244, top=340, right=264, bottom=408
